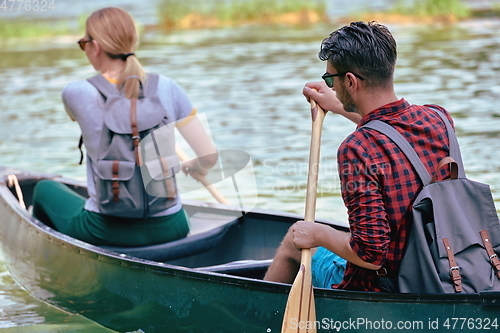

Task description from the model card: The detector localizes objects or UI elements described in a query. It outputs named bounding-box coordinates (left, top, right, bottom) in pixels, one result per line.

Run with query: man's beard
left=339, top=85, right=359, bottom=114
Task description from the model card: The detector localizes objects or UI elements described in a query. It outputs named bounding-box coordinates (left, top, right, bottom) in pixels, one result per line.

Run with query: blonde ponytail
left=86, top=7, right=146, bottom=99
left=120, top=55, right=145, bottom=99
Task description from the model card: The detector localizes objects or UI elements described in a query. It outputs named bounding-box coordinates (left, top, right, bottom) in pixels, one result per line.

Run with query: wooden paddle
left=7, top=174, right=26, bottom=209
left=281, top=99, right=326, bottom=333
left=175, top=146, right=230, bottom=205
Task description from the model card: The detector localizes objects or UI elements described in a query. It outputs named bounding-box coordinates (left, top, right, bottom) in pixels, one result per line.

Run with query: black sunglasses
left=322, top=72, right=365, bottom=88
left=77, top=38, right=93, bottom=51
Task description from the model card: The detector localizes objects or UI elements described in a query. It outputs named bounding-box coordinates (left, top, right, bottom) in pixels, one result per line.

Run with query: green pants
left=32, top=179, right=190, bottom=247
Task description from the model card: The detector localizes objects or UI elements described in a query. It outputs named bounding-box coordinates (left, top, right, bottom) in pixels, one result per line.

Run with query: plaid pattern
left=333, top=98, right=454, bottom=291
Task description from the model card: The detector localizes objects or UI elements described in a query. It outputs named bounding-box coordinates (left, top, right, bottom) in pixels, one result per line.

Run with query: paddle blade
left=281, top=252, right=316, bottom=333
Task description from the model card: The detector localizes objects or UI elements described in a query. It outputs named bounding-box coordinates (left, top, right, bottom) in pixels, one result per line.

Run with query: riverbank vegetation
left=392, top=0, right=470, bottom=20
left=157, top=0, right=328, bottom=30
left=0, top=15, right=144, bottom=44
left=0, top=19, right=72, bottom=40
left=0, top=14, right=91, bottom=43
left=349, top=0, right=477, bottom=24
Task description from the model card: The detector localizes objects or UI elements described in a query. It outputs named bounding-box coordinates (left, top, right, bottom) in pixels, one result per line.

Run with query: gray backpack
left=363, top=108, right=500, bottom=293
left=86, top=73, right=180, bottom=219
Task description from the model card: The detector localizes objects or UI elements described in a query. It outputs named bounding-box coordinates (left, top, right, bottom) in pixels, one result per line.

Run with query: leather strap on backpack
left=430, top=156, right=458, bottom=184
left=443, top=238, right=463, bottom=292
left=130, top=97, right=141, bottom=166
left=480, top=230, right=500, bottom=279
left=112, top=160, right=120, bottom=202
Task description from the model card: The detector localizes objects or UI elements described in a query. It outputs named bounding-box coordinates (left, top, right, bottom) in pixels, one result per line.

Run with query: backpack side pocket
left=95, top=160, right=144, bottom=218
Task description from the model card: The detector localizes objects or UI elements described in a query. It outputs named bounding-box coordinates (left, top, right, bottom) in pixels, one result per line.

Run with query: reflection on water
left=0, top=259, right=116, bottom=331
left=0, top=16, right=499, bottom=332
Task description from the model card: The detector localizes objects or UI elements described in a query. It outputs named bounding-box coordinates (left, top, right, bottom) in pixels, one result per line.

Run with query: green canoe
left=0, top=167, right=499, bottom=333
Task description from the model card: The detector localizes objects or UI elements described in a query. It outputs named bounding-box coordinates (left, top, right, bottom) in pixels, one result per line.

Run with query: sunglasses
left=77, top=38, right=93, bottom=51
left=322, top=71, right=365, bottom=88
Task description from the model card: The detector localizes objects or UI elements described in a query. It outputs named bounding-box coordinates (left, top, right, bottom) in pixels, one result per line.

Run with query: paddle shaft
left=175, top=146, right=230, bottom=205
left=304, top=99, right=325, bottom=228
left=281, top=99, right=326, bottom=333
left=300, top=98, right=326, bottom=269
left=300, top=97, right=325, bottom=296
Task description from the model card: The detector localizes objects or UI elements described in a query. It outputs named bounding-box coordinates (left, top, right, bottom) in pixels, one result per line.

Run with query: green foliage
left=0, top=14, right=142, bottom=42
left=218, top=0, right=326, bottom=21
left=157, top=0, right=192, bottom=28
left=0, top=19, right=72, bottom=40
left=157, top=0, right=327, bottom=29
left=392, top=0, right=471, bottom=18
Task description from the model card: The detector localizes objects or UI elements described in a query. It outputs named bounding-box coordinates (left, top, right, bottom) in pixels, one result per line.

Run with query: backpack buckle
left=376, top=267, right=388, bottom=277
left=449, top=266, right=462, bottom=291
left=480, top=230, right=500, bottom=279
left=488, top=254, right=500, bottom=279
left=443, top=238, right=463, bottom=292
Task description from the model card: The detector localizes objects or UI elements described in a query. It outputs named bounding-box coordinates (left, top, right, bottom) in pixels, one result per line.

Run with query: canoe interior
left=5, top=175, right=323, bottom=280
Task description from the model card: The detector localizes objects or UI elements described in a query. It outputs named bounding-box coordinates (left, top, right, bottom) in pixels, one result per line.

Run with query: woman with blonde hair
left=32, top=7, right=217, bottom=246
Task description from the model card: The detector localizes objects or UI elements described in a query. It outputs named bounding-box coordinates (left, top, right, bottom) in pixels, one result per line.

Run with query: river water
left=1, top=0, right=500, bottom=331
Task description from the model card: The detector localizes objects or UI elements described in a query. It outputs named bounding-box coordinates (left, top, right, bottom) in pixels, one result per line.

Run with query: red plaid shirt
left=333, top=98, right=454, bottom=291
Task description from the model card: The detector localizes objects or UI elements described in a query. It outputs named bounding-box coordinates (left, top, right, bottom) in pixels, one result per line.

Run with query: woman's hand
left=181, top=158, right=209, bottom=182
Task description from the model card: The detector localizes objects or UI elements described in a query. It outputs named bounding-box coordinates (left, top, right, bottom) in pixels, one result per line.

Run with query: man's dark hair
left=319, top=21, right=397, bottom=88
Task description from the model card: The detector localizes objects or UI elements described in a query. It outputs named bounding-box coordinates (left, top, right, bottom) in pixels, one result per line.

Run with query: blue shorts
left=311, top=246, right=347, bottom=289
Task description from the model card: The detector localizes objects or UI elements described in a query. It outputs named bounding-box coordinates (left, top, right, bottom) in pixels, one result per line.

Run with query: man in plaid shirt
left=264, top=21, right=454, bottom=292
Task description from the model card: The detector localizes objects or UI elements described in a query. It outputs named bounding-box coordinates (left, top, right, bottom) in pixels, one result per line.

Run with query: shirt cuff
left=175, top=108, right=197, bottom=128
left=349, top=237, right=386, bottom=266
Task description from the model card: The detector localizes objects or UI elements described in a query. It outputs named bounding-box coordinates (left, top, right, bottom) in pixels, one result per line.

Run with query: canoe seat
left=196, top=259, right=272, bottom=279
left=101, top=212, right=239, bottom=262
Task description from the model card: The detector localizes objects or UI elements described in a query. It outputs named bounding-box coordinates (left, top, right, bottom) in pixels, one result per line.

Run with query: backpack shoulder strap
left=87, top=74, right=119, bottom=99
left=427, top=106, right=466, bottom=178
left=362, top=120, right=433, bottom=185
left=144, top=73, right=159, bottom=98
